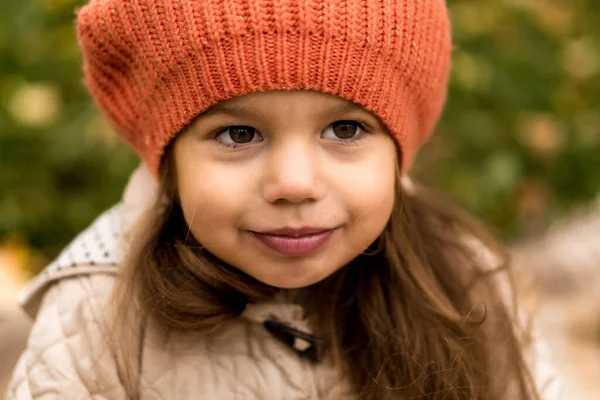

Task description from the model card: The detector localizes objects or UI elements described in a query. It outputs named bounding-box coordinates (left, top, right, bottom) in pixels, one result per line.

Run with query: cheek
left=335, top=139, right=396, bottom=216
left=356, top=169, right=395, bottom=236
left=331, top=138, right=397, bottom=246
left=173, top=144, right=249, bottom=241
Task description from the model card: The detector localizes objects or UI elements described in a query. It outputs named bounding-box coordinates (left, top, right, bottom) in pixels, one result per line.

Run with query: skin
left=173, top=90, right=397, bottom=289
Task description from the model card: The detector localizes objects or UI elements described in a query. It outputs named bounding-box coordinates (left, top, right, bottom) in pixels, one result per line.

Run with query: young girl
left=7, top=0, right=561, bottom=399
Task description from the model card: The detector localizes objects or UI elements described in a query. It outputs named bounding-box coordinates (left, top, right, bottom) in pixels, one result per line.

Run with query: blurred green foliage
left=1, top=0, right=599, bottom=272
left=416, top=0, right=600, bottom=236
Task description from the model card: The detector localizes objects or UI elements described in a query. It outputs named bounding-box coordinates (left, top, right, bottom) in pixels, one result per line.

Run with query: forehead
left=200, top=90, right=377, bottom=121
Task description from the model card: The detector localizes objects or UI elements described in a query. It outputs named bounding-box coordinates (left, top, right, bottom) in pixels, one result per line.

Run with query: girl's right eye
left=214, top=126, right=263, bottom=147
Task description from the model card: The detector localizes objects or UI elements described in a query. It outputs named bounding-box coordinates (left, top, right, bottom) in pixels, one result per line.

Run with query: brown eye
left=228, top=126, right=257, bottom=143
left=216, top=125, right=262, bottom=146
left=332, top=121, right=359, bottom=139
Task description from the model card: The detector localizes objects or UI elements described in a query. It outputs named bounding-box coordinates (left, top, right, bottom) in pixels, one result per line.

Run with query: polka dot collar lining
left=17, top=204, right=123, bottom=315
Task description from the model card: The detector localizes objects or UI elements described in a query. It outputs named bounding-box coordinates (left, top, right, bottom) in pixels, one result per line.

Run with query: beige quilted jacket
left=6, top=164, right=562, bottom=400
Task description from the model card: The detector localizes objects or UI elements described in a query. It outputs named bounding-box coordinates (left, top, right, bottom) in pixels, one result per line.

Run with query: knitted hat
left=76, top=0, right=452, bottom=177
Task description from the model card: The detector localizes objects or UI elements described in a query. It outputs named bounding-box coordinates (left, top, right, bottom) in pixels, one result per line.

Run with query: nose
left=262, top=140, right=325, bottom=204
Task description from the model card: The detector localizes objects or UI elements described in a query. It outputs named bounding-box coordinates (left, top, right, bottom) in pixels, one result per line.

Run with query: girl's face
left=173, top=90, right=397, bottom=289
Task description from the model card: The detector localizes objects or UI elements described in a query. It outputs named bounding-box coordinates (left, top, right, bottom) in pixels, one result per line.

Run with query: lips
left=251, top=227, right=337, bottom=256
left=260, top=227, right=331, bottom=237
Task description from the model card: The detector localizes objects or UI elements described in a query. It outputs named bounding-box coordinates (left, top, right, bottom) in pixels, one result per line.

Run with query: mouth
left=249, top=227, right=338, bottom=256
left=258, top=227, right=334, bottom=237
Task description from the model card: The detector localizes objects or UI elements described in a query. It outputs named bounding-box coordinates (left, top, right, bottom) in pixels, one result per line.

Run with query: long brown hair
left=112, top=148, right=540, bottom=399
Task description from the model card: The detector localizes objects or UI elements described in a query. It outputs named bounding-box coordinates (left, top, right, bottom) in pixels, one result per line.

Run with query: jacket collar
left=120, top=162, right=159, bottom=237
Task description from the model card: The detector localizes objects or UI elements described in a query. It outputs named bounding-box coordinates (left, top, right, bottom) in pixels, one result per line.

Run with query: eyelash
left=213, top=136, right=249, bottom=151
left=211, top=120, right=372, bottom=150
left=330, top=120, right=371, bottom=146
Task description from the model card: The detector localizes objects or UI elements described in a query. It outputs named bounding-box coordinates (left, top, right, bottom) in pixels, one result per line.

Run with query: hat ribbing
left=77, top=0, right=452, bottom=176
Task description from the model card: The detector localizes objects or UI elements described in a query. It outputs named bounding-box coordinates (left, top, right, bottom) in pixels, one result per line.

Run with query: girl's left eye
left=322, top=121, right=368, bottom=142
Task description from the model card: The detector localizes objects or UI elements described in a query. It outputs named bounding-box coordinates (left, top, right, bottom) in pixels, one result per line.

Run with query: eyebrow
left=200, top=104, right=263, bottom=119
left=200, top=101, right=366, bottom=120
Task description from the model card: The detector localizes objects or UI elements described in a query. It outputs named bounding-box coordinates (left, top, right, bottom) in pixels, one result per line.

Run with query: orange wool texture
left=76, top=0, right=452, bottom=177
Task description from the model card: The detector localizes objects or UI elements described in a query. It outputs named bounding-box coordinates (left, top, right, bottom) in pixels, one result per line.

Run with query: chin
left=265, top=279, right=320, bottom=290
left=254, top=266, right=339, bottom=289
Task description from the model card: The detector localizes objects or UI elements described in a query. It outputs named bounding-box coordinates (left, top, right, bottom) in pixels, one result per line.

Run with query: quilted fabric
left=7, top=275, right=127, bottom=400
left=17, top=206, right=122, bottom=318
left=7, top=273, right=354, bottom=400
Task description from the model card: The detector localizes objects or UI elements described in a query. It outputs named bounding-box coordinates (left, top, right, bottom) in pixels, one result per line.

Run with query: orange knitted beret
left=76, top=0, right=452, bottom=177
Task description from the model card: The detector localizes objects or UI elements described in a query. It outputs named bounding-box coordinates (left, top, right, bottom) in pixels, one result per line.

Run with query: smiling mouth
left=258, top=227, right=334, bottom=237
left=250, top=228, right=337, bottom=256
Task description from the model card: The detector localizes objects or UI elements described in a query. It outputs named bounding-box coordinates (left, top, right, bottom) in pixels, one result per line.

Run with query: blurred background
left=1, top=0, right=599, bottom=397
